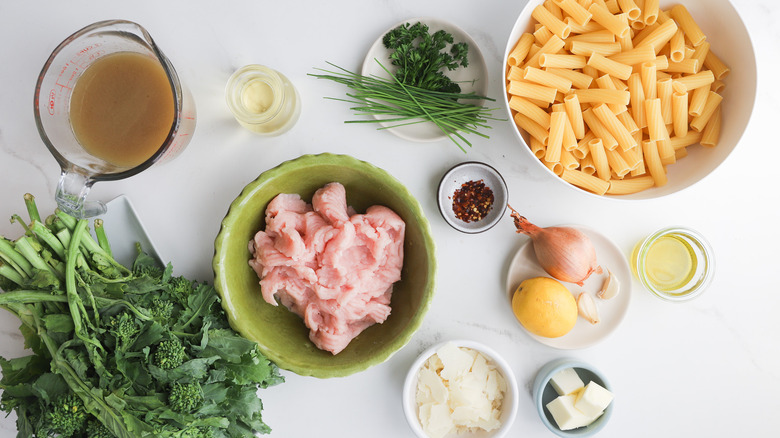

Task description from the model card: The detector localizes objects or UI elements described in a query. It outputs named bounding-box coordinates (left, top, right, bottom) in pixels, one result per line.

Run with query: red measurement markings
left=47, top=90, right=56, bottom=115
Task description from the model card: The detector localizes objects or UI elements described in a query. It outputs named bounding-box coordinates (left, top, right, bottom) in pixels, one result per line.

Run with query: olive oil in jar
left=631, top=227, right=714, bottom=301
left=225, top=65, right=300, bottom=136
left=642, top=235, right=696, bottom=292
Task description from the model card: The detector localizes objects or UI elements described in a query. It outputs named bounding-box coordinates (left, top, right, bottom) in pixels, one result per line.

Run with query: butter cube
left=574, top=381, right=614, bottom=418
left=549, top=367, right=585, bottom=396
left=546, top=394, right=591, bottom=430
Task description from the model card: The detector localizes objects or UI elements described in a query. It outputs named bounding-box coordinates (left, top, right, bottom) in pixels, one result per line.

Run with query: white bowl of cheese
left=402, top=340, right=519, bottom=438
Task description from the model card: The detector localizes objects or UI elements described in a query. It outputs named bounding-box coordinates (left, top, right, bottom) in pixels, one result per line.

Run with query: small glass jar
left=225, top=64, right=300, bottom=136
left=631, top=227, right=715, bottom=302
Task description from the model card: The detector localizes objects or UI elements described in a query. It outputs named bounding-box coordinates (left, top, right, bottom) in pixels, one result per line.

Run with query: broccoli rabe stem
left=14, top=236, right=64, bottom=280
left=0, top=237, right=34, bottom=278
left=24, top=193, right=42, bottom=223
left=93, top=218, right=112, bottom=257
left=30, top=220, right=67, bottom=260
left=0, top=290, right=69, bottom=306
left=10, top=214, right=32, bottom=235
left=0, top=262, right=24, bottom=285
left=54, top=210, right=132, bottom=280
left=65, top=220, right=104, bottom=353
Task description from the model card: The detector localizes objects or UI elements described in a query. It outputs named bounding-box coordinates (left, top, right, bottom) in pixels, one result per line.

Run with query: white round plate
left=361, top=17, right=489, bottom=142
left=505, top=226, right=631, bottom=349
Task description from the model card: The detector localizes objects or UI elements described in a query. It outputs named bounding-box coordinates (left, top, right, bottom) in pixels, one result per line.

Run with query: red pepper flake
left=452, top=179, right=494, bottom=223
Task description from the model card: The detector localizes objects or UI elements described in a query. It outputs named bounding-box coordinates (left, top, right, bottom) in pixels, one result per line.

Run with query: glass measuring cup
left=34, top=20, right=196, bottom=218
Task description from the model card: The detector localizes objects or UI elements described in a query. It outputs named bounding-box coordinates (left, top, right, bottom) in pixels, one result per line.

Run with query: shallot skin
left=509, top=207, right=601, bottom=286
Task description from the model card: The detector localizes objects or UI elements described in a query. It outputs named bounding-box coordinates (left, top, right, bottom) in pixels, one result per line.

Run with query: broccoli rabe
left=0, top=194, right=284, bottom=438
left=108, top=311, right=139, bottom=348
left=168, top=382, right=203, bottom=413
left=86, top=420, right=114, bottom=438
left=169, top=275, right=195, bottom=303
left=154, top=338, right=187, bottom=370
left=46, top=394, right=88, bottom=437
left=149, top=297, right=174, bottom=320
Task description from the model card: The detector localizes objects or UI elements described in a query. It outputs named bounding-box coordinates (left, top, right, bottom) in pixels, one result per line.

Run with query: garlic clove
left=577, top=292, right=600, bottom=324
left=597, top=269, right=620, bottom=300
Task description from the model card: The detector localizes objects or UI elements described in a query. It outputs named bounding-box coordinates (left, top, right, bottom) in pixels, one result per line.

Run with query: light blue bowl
left=532, top=358, right=613, bottom=437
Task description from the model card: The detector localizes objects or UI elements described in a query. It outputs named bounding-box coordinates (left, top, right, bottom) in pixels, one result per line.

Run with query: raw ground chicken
left=248, top=182, right=405, bottom=354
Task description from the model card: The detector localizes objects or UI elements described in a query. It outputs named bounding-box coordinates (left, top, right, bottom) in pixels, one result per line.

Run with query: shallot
left=508, top=205, right=601, bottom=286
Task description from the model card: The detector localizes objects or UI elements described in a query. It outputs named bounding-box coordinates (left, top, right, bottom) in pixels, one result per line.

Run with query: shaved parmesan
left=415, top=343, right=506, bottom=437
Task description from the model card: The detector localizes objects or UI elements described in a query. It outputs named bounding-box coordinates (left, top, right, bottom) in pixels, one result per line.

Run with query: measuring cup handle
left=55, top=169, right=106, bottom=218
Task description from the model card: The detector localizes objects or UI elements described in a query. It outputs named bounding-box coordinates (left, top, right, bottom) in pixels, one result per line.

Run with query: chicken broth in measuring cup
left=69, top=52, right=175, bottom=168
left=35, top=20, right=195, bottom=218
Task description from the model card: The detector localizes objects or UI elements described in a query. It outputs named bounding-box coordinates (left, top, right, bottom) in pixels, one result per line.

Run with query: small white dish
left=437, top=162, right=508, bottom=234
left=505, top=226, right=631, bottom=349
left=97, top=195, right=163, bottom=267
left=403, top=340, right=519, bottom=438
left=361, top=17, right=489, bottom=142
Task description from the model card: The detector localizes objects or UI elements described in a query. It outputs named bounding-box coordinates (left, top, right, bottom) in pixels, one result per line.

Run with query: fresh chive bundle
left=310, top=61, right=503, bottom=152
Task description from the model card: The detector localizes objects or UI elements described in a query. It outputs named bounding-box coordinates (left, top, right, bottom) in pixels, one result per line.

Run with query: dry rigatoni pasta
left=563, top=94, right=587, bottom=138
left=533, top=4, right=572, bottom=39
left=592, top=103, right=637, bottom=150
left=688, top=84, right=710, bottom=117
left=555, top=0, right=593, bottom=25
left=617, top=0, right=641, bottom=21
left=607, top=175, right=655, bottom=194
left=561, top=168, right=610, bottom=194
left=509, top=95, right=552, bottom=128
left=607, top=45, right=656, bottom=66
left=588, top=2, right=630, bottom=38
left=700, top=106, right=721, bottom=147
left=524, top=67, right=575, bottom=93
left=588, top=138, right=611, bottom=180
left=505, top=0, right=729, bottom=195
left=669, top=4, right=706, bottom=46
left=642, top=0, right=660, bottom=25
left=671, top=91, right=688, bottom=137
left=508, top=33, right=535, bottom=66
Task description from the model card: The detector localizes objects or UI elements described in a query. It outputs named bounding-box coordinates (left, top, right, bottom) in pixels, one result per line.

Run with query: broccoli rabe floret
left=108, top=311, right=139, bottom=347
left=86, top=419, right=114, bottom=438
left=46, top=394, right=88, bottom=437
left=149, top=297, right=174, bottom=320
left=168, top=382, right=203, bottom=413
left=154, top=338, right=187, bottom=370
left=133, top=263, right=164, bottom=281
left=178, top=426, right=215, bottom=438
left=169, top=276, right=195, bottom=304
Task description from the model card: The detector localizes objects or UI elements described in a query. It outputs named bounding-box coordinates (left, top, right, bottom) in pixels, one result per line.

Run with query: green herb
left=0, top=194, right=283, bottom=438
left=382, top=21, right=469, bottom=93
left=310, top=62, right=502, bottom=152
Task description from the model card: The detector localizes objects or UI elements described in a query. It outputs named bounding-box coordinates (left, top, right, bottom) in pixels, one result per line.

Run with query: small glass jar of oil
left=225, top=65, right=300, bottom=136
left=631, top=227, right=714, bottom=302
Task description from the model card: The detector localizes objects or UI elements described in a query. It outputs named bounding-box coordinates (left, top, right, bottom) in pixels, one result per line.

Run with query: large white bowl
left=502, top=0, right=756, bottom=200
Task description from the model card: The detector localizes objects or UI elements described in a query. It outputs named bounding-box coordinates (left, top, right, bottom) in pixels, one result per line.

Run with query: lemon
left=511, top=277, right=577, bottom=338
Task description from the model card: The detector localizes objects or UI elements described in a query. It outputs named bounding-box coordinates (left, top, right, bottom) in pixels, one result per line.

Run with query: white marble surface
left=1, top=1, right=778, bottom=437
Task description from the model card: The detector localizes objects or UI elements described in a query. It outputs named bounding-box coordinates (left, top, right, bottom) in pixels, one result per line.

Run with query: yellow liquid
left=70, top=52, right=175, bottom=168
left=644, top=235, right=696, bottom=291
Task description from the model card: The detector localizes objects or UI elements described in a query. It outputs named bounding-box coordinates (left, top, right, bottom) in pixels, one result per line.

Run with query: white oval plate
left=505, top=225, right=631, bottom=349
left=98, top=195, right=164, bottom=267
left=361, top=17, right=489, bottom=143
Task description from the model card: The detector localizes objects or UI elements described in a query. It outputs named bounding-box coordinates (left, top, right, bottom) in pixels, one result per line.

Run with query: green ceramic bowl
left=213, top=153, right=436, bottom=378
